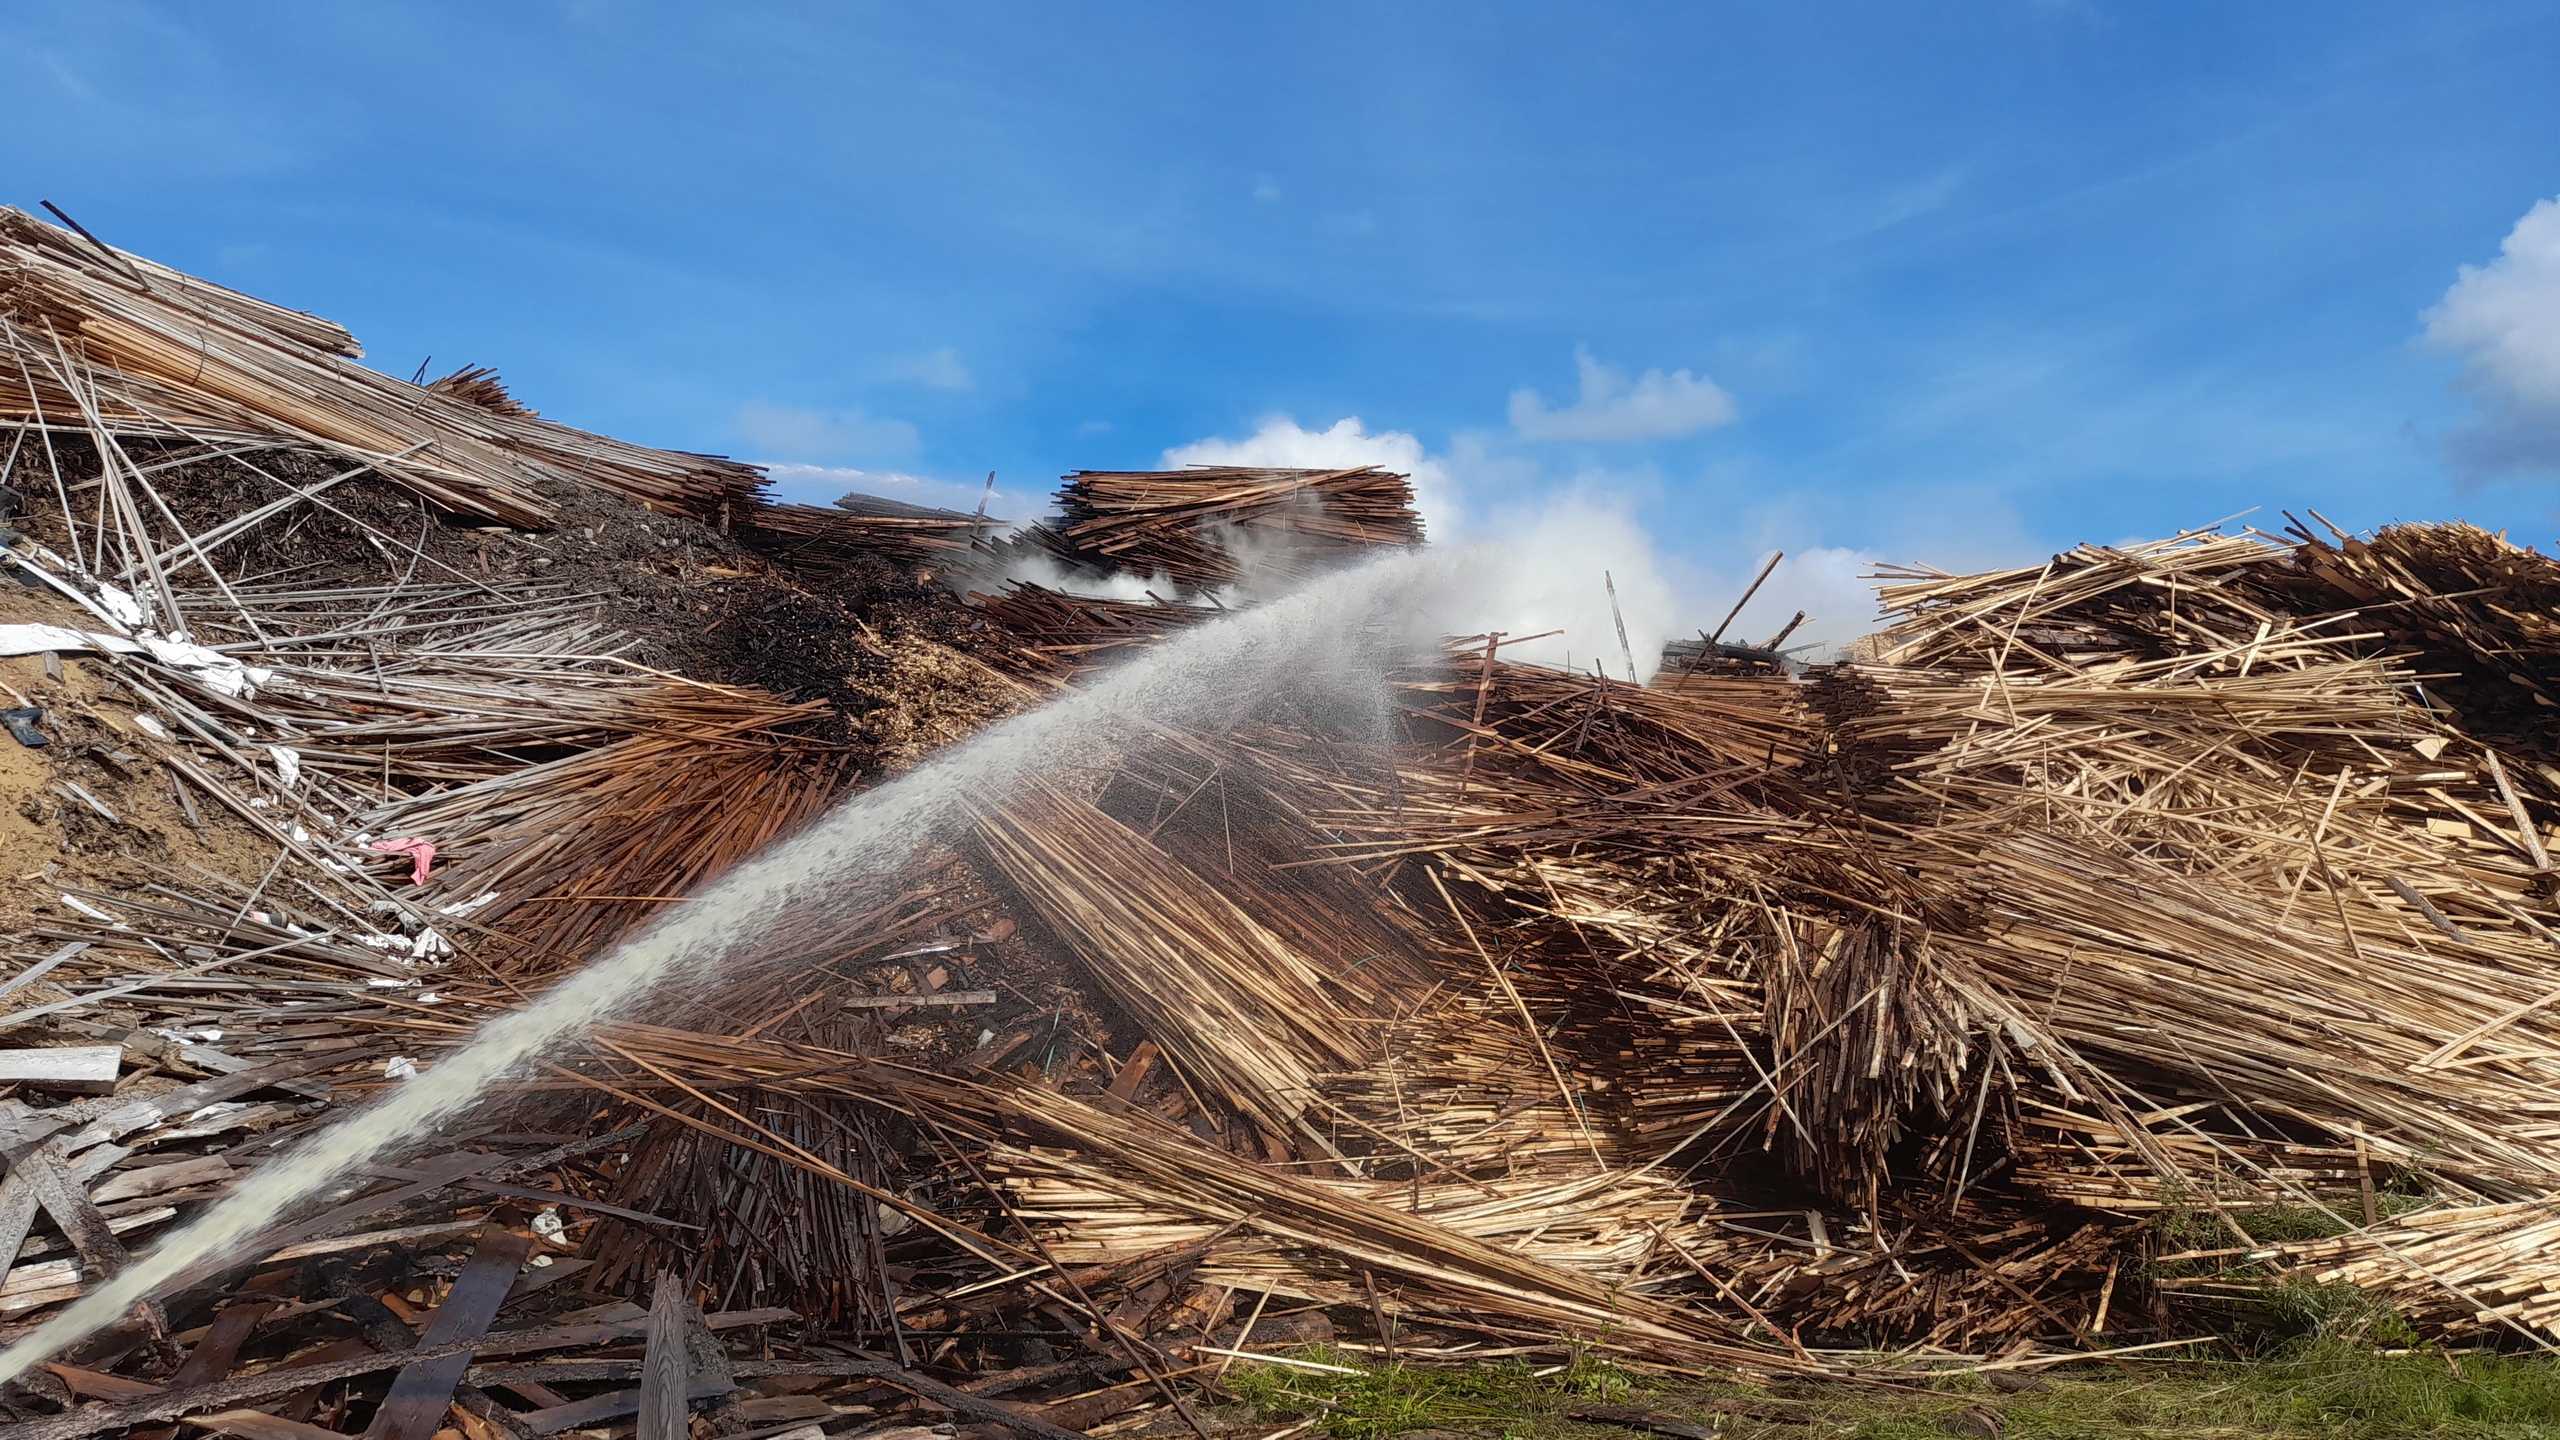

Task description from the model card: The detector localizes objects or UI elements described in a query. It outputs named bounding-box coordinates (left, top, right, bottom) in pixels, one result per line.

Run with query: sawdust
left=0, top=582, right=316, bottom=970
left=843, top=630, right=1041, bottom=772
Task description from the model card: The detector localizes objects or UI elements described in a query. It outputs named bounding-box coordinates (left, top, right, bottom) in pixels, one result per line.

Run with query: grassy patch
left=1213, top=1347, right=1637, bottom=1440
left=1773, top=1345, right=2560, bottom=1439
left=1213, top=1343, right=2560, bottom=1439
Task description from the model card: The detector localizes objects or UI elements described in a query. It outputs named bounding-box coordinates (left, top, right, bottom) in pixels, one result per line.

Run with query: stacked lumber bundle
left=1042, top=465, right=1423, bottom=592
left=1786, top=527, right=2560, bottom=1333
left=736, top=494, right=994, bottom=573
left=970, top=581, right=1214, bottom=681
left=0, top=210, right=764, bottom=529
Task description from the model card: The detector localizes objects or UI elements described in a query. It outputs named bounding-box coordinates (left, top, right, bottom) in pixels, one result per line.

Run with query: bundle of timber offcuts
left=738, top=494, right=999, bottom=573
left=1024, top=465, right=1426, bottom=593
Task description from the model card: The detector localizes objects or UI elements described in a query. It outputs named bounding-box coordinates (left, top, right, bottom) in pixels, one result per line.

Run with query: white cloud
left=2423, top=196, right=2560, bottom=475
left=888, top=346, right=973, bottom=391
left=1508, top=348, right=1738, bottom=443
left=734, top=402, right=919, bottom=462
left=759, top=462, right=1015, bottom=519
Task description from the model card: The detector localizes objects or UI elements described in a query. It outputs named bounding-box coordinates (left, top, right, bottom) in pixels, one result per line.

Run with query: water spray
left=0, top=545, right=1478, bottom=1386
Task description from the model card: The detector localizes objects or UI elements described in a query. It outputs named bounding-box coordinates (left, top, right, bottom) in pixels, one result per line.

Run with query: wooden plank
left=90, top=1154, right=232, bottom=1204
left=62, top=1052, right=343, bottom=1149
left=518, top=1380, right=729, bottom=1437
left=840, top=990, right=996, bottom=1009
left=0, top=1309, right=801, bottom=1440
left=259, top=1217, right=485, bottom=1264
left=0, top=1046, right=119, bottom=1094
left=0, top=1141, right=116, bottom=1280
left=1108, top=1041, right=1161, bottom=1102
left=0, top=942, right=87, bottom=1001
left=725, top=1360, right=1096, bottom=1440
left=190, top=1411, right=357, bottom=1440
left=130, top=1301, right=274, bottom=1440
left=364, top=1227, right=535, bottom=1440
left=37, top=1361, right=161, bottom=1400
left=499, top=1257, right=591, bottom=1304
left=636, top=1272, right=689, bottom=1440
left=15, top=1143, right=133, bottom=1280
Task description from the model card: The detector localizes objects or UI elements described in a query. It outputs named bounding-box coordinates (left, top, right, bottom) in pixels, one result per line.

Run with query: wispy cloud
left=1508, top=349, right=1738, bottom=443
left=887, top=346, right=973, bottom=391
left=2423, top=195, right=2560, bottom=476
left=733, top=401, right=918, bottom=462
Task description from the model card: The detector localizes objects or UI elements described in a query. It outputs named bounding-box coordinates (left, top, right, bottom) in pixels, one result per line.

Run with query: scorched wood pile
left=3, top=209, right=2560, bottom=1439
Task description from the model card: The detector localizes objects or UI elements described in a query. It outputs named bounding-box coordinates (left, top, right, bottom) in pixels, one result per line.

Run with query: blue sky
left=11, top=2, right=2560, bottom=646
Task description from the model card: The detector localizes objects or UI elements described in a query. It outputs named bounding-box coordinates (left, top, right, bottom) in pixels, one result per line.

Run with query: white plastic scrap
left=59, top=894, right=125, bottom=926
left=0, top=625, right=275, bottom=699
left=531, top=1206, right=566, bottom=1242
left=93, top=584, right=147, bottom=631
left=384, top=1057, right=418, bottom=1081
left=437, top=891, right=500, bottom=917
left=267, top=745, right=303, bottom=789
left=133, top=714, right=169, bottom=738
left=138, top=636, right=274, bottom=698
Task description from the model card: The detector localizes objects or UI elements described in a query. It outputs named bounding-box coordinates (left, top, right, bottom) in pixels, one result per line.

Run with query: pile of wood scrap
left=25, top=216, right=2560, bottom=1439
left=0, top=208, right=761, bottom=528
left=1035, top=466, right=1423, bottom=593
left=969, top=583, right=1212, bottom=683
left=737, top=495, right=994, bottom=574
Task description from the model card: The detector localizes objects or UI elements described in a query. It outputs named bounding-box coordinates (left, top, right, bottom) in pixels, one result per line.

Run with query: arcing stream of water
left=0, top=544, right=1480, bottom=1386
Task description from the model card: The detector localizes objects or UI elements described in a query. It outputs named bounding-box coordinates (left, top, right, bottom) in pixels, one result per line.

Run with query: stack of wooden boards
left=0, top=209, right=762, bottom=530
left=975, top=465, right=1423, bottom=597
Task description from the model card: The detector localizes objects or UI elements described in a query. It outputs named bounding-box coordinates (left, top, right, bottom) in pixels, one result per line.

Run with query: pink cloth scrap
left=367, top=837, right=437, bottom=886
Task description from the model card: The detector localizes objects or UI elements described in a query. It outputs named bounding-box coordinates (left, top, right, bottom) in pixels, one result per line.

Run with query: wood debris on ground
left=5, top=210, right=2560, bottom=1440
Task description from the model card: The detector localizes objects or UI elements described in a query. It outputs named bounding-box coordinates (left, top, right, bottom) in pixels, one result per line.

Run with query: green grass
left=1210, top=1342, right=2560, bottom=1439
left=1213, top=1346, right=1633, bottom=1440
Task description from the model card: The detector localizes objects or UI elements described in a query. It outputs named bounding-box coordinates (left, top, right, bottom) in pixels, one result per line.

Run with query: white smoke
left=973, top=549, right=1171, bottom=605
left=1676, top=543, right=1889, bottom=659
left=1160, top=416, right=1885, bottom=678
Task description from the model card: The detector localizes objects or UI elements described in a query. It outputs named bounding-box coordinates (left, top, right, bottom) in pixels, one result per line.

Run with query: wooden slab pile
left=736, top=496, right=994, bottom=574
left=0, top=209, right=763, bottom=529
left=968, top=583, right=1213, bottom=683
left=1795, top=525, right=2560, bottom=1337
left=1039, top=466, right=1423, bottom=593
